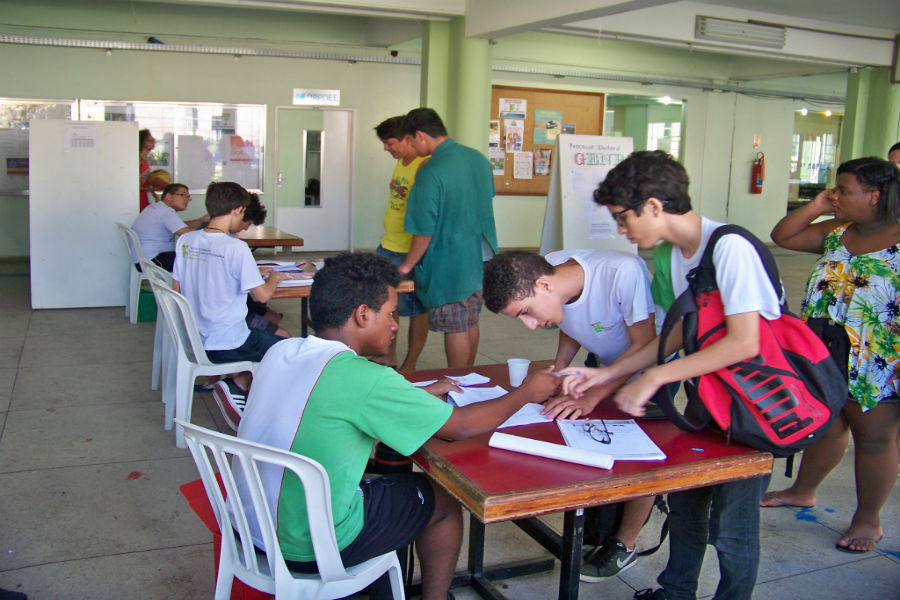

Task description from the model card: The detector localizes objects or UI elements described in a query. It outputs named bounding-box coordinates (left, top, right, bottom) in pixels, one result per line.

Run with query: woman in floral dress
left=762, top=157, right=900, bottom=553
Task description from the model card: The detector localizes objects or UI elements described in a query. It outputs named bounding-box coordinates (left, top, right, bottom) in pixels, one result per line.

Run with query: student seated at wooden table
left=237, top=192, right=285, bottom=333
left=172, top=182, right=289, bottom=429
left=234, top=253, right=559, bottom=600
left=131, top=182, right=207, bottom=271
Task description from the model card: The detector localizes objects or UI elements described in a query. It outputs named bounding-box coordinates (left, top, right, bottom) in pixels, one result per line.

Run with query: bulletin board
left=490, top=85, right=604, bottom=196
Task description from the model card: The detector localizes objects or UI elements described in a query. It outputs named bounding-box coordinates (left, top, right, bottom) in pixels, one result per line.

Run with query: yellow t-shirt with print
left=380, top=155, right=428, bottom=253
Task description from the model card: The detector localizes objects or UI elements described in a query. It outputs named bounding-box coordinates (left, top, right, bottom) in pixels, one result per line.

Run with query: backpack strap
left=700, top=224, right=788, bottom=311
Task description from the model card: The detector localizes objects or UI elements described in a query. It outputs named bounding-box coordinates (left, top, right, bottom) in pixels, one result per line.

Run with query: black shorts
left=286, top=472, right=436, bottom=573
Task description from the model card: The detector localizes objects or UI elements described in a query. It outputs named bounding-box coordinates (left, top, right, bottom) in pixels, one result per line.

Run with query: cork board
left=491, top=85, right=604, bottom=196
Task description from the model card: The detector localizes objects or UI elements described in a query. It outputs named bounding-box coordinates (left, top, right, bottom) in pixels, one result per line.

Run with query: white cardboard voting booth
left=29, top=120, right=137, bottom=309
left=540, top=134, right=635, bottom=255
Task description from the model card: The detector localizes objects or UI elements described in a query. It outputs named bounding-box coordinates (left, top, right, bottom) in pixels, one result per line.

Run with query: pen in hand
left=549, top=370, right=581, bottom=376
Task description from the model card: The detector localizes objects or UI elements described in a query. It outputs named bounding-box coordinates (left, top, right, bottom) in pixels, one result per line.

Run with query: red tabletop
left=408, top=364, right=772, bottom=523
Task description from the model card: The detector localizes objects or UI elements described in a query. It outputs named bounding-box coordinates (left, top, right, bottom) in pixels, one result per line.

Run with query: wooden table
left=406, top=364, right=773, bottom=600
left=237, top=225, right=304, bottom=249
left=272, top=279, right=414, bottom=337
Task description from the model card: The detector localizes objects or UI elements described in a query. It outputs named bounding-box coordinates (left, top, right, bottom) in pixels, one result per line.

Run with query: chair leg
left=214, top=555, right=235, bottom=600
left=388, top=562, right=406, bottom=600
left=129, top=272, right=140, bottom=324
left=174, top=367, right=194, bottom=448
left=151, top=320, right=163, bottom=391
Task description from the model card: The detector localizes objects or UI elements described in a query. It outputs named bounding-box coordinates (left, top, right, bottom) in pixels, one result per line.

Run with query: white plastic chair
left=150, top=280, right=258, bottom=447
left=139, top=258, right=173, bottom=393
left=177, top=420, right=405, bottom=600
left=116, top=222, right=150, bottom=324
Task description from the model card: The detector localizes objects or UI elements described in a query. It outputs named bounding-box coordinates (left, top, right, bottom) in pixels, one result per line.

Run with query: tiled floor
left=0, top=248, right=897, bottom=599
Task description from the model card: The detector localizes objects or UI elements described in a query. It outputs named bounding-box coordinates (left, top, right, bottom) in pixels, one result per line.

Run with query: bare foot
left=760, top=490, right=816, bottom=508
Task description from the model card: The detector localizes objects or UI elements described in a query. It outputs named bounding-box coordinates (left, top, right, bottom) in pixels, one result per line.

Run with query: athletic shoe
left=633, top=589, right=667, bottom=600
left=212, top=378, right=247, bottom=431
left=579, top=537, right=637, bottom=581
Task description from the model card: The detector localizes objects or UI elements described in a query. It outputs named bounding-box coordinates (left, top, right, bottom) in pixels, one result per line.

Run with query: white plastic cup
left=507, top=358, right=531, bottom=387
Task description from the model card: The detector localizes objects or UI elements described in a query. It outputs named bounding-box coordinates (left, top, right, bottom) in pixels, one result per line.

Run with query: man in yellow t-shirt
left=374, top=116, right=430, bottom=370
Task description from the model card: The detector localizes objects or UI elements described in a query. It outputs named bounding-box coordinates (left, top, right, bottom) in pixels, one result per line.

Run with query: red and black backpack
left=655, top=225, right=847, bottom=456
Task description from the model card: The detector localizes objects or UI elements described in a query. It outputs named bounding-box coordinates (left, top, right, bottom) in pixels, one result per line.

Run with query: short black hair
left=244, top=193, right=267, bottom=225
left=836, top=156, right=900, bottom=222
left=375, top=116, right=406, bottom=141
left=161, top=183, right=187, bottom=198
left=483, top=251, right=554, bottom=313
left=593, top=150, right=691, bottom=215
left=889, top=141, right=900, bottom=156
left=205, top=182, right=250, bottom=217
left=402, top=107, right=448, bottom=138
left=310, top=253, right=401, bottom=331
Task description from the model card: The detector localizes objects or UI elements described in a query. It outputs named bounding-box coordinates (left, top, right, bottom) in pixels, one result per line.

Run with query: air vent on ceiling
left=695, top=15, right=786, bottom=49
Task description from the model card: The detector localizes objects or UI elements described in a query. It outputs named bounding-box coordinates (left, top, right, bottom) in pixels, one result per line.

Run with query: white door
left=274, top=107, right=354, bottom=251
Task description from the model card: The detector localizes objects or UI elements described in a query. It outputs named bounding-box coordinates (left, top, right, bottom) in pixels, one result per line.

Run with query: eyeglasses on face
left=172, top=191, right=191, bottom=199
left=584, top=419, right=612, bottom=444
left=609, top=207, right=634, bottom=227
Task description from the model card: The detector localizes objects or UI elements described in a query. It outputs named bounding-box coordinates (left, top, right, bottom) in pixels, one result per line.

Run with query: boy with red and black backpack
left=562, top=150, right=779, bottom=600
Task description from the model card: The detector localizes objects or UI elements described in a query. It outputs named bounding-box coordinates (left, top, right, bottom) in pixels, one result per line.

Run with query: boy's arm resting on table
left=435, top=369, right=559, bottom=441
left=398, top=235, right=432, bottom=274
left=250, top=271, right=286, bottom=303
left=614, top=311, right=760, bottom=416
left=770, top=189, right=844, bottom=253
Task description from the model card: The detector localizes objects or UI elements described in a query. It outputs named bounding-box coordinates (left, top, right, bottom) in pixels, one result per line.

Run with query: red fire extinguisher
left=751, top=152, right=765, bottom=194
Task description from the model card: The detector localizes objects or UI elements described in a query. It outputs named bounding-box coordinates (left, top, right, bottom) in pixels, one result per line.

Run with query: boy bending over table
left=483, top=249, right=660, bottom=580
left=234, top=253, right=559, bottom=600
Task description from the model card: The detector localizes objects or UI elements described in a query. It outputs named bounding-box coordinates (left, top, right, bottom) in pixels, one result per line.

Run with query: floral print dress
left=800, top=224, right=900, bottom=411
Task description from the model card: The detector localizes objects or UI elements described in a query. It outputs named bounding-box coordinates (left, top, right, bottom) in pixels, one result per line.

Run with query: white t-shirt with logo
left=669, top=217, right=781, bottom=320
left=131, top=201, right=186, bottom=259
left=173, top=230, right=263, bottom=350
left=545, top=249, right=656, bottom=366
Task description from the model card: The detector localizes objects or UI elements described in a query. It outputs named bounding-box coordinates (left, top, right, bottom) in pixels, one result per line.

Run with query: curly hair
left=483, top=251, right=554, bottom=313
left=593, top=150, right=691, bottom=216
left=310, top=253, right=402, bottom=332
left=836, top=156, right=900, bottom=222
left=244, top=193, right=267, bottom=226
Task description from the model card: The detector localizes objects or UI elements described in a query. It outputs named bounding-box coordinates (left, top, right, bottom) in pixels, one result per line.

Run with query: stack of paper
left=276, top=272, right=314, bottom=287
left=489, top=432, right=614, bottom=469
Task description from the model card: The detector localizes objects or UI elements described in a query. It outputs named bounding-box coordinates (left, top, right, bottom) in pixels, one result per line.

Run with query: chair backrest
left=148, top=279, right=211, bottom=366
left=116, top=222, right=144, bottom=264
left=177, top=420, right=351, bottom=588
left=139, top=258, right=173, bottom=287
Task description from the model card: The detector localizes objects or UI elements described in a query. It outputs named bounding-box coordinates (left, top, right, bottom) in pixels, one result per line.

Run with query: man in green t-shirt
left=236, top=253, right=558, bottom=600
left=398, top=108, right=498, bottom=368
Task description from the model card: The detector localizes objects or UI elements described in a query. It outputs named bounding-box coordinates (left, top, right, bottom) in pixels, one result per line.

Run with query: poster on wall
left=513, top=151, right=533, bottom=179
left=499, top=98, right=527, bottom=119
left=534, top=148, right=552, bottom=175
left=534, top=109, right=562, bottom=144
left=504, top=119, right=524, bottom=152
left=489, top=147, right=505, bottom=175
left=540, top=134, right=634, bottom=254
left=489, top=120, right=501, bottom=148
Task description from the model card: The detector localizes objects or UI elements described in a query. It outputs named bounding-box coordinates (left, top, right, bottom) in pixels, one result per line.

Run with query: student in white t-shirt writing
left=172, top=182, right=288, bottom=429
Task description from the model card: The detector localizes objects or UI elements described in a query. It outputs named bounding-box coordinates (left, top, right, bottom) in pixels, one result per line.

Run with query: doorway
left=274, top=107, right=354, bottom=251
